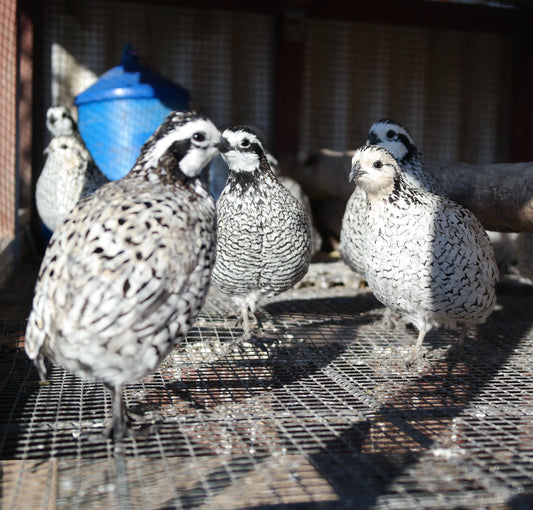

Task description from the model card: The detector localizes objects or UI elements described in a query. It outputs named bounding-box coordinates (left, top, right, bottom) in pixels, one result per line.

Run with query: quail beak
left=216, top=137, right=230, bottom=154
left=349, top=161, right=363, bottom=182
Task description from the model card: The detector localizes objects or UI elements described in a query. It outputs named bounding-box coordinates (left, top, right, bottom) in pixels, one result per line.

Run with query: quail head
left=366, top=119, right=442, bottom=194
left=46, top=105, right=79, bottom=138
left=26, top=110, right=224, bottom=440
left=211, top=125, right=312, bottom=344
left=351, top=145, right=498, bottom=366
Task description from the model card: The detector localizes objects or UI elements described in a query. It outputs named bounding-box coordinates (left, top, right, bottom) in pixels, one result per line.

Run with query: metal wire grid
left=1, top=261, right=533, bottom=509
left=299, top=17, right=513, bottom=164
left=41, top=1, right=275, bottom=147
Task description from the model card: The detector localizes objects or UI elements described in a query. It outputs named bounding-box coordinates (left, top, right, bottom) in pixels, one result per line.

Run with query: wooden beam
left=0, top=0, right=18, bottom=239
left=18, top=0, right=34, bottom=215
left=292, top=149, right=533, bottom=233
left=273, top=7, right=306, bottom=157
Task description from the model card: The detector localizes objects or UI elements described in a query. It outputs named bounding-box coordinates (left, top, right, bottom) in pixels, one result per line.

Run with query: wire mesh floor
left=1, top=259, right=533, bottom=509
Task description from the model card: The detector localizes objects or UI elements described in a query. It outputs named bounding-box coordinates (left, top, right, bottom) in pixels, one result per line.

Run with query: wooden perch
left=425, top=161, right=533, bottom=233
left=285, top=149, right=533, bottom=233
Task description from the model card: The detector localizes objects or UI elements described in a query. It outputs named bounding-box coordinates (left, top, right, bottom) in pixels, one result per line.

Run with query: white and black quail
left=25, top=111, right=223, bottom=439
left=340, top=119, right=441, bottom=280
left=351, top=145, right=498, bottom=365
left=211, top=125, right=312, bottom=342
left=209, top=126, right=321, bottom=254
left=36, top=135, right=109, bottom=232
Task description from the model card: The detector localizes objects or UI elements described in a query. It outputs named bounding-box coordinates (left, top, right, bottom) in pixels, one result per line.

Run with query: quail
left=25, top=111, right=223, bottom=439
left=36, top=135, right=110, bottom=232
left=351, top=145, right=498, bottom=365
left=340, top=119, right=441, bottom=280
left=364, top=121, right=519, bottom=281
left=211, top=125, right=312, bottom=342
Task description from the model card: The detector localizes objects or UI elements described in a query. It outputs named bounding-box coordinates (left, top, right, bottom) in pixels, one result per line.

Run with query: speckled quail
left=26, top=111, right=224, bottom=439
left=351, top=145, right=498, bottom=365
left=211, top=125, right=312, bottom=342
left=36, top=134, right=109, bottom=232
left=340, top=119, right=441, bottom=280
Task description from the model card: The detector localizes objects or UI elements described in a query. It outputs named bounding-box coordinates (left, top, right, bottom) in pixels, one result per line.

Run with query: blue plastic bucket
left=74, top=45, right=190, bottom=180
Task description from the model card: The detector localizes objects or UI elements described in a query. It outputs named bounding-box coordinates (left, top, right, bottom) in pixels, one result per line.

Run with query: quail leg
left=406, top=328, right=428, bottom=367
left=382, top=308, right=406, bottom=332
left=240, top=302, right=253, bottom=341
left=448, top=325, right=468, bottom=359
left=105, top=384, right=131, bottom=441
left=224, top=303, right=274, bottom=354
left=35, top=355, right=48, bottom=383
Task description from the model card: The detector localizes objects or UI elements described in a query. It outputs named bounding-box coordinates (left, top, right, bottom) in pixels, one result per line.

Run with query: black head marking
left=229, top=125, right=265, bottom=154
left=136, top=111, right=203, bottom=162
left=168, top=139, right=191, bottom=160
left=367, top=119, right=420, bottom=164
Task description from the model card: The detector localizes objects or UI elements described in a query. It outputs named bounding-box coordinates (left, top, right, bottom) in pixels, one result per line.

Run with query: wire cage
left=2, top=0, right=533, bottom=508
left=1, top=261, right=533, bottom=509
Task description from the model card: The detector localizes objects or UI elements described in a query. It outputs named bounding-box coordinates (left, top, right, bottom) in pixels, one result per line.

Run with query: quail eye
left=60, top=143, right=68, bottom=150
left=373, top=160, right=383, bottom=169
left=386, top=129, right=395, bottom=139
left=192, top=132, right=206, bottom=143
left=241, top=138, right=250, bottom=147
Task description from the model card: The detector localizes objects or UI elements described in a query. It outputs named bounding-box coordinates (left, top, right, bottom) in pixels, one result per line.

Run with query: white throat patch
left=221, top=129, right=263, bottom=173
left=222, top=149, right=260, bottom=173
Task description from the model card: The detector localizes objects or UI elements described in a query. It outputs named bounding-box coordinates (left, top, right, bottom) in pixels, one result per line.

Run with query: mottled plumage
left=26, top=111, right=223, bottom=439
left=211, top=125, right=312, bottom=341
left=351, top=145, right=498, bottom=364
left=340, top=119, right=441, bottom=279
left=208, top=128, right=321, bottom=254
left=36, top=135, right=110, bottom=232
